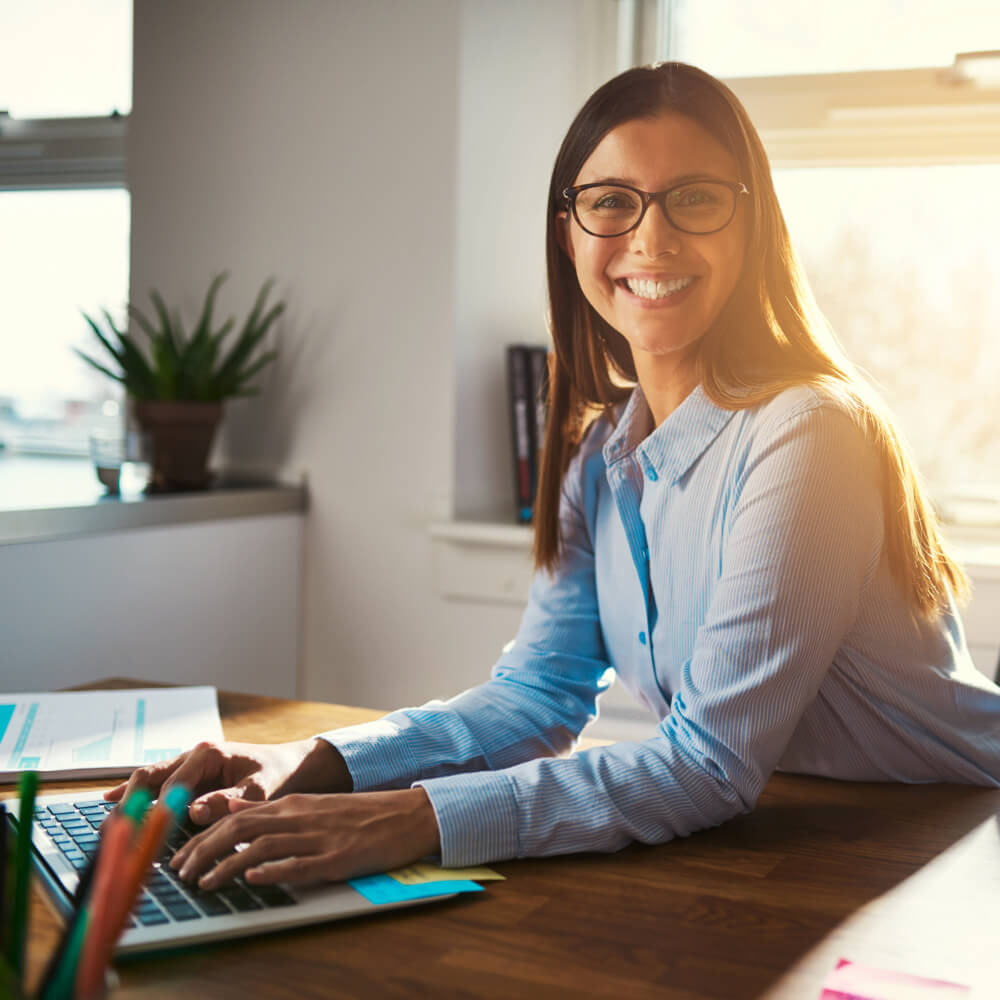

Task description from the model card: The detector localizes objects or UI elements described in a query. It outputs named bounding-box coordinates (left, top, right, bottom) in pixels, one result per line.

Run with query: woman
left=110, top=63, right=1000, bottom=890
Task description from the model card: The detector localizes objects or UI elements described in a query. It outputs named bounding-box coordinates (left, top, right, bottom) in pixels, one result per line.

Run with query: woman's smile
left=616, top=273, right=699, bottom=304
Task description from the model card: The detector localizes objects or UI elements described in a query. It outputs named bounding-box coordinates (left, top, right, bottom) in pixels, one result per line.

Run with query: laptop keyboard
left=34, top=798, right=296, bottom=928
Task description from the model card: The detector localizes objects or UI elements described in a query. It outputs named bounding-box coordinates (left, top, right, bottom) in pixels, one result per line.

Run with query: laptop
left=6, top=789, right=455, bottom=955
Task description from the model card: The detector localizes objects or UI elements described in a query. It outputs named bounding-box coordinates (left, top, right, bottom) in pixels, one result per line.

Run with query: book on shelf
left=506, top=343, right=550, bottom=524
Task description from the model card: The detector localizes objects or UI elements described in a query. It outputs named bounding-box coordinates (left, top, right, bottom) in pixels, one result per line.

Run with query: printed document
left=0, top=686, right=224, bottom=781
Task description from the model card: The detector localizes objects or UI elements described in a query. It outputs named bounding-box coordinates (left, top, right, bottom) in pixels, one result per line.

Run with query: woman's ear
left=555, top=212, right=575, bottom=262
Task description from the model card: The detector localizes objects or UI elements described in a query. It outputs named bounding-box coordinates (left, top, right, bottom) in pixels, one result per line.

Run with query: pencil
left=42, top=906, right=89, bottom=1000
left=5, top=770, right=38, bottom=981
left=74, top=789, right=151, bottom=1000
left=0, top=801, right=7, bottom=952
left=34, top=845, right=99, bottom=1000
left=80, top=784, right=192, bottom=999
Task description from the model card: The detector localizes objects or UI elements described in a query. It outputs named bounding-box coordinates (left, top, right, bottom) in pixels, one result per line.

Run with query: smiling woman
left=110, top=62, right=1000, bottom=891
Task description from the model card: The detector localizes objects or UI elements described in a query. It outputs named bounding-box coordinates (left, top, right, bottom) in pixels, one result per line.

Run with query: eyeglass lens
left=574, top=182, right=737, bottom=236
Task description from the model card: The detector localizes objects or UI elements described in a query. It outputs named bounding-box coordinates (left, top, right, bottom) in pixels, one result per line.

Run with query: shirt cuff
left=317, top=719, right=417, bottom=792
left=415, top=769, right=521, bottom=867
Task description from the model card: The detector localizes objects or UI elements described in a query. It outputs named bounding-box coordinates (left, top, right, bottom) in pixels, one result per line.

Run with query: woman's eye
left=594, top=193, right=636, bottom=211
left=672, top=186, right=719, bottom=208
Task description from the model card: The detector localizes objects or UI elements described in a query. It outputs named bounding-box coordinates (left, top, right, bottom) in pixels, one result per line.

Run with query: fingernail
left=199, top=872, right=216, bottom=889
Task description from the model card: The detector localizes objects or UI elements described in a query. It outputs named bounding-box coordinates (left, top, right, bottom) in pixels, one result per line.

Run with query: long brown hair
left=535, top=62, right=967, bottom=619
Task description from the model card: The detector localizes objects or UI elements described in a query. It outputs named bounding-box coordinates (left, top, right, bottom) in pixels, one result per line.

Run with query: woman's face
left=559, top=112, right=746, bottom=370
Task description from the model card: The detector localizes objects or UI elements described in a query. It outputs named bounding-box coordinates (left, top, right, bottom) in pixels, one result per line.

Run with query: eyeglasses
left=562, top=179, right=748, bottom=238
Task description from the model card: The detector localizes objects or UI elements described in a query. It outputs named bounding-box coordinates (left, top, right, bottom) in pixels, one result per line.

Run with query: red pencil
left=79, top=785, right=191, bottom=998
left=74, top=790, right=151, bottom=1000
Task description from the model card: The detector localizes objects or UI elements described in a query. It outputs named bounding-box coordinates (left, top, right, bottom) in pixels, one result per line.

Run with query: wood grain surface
left=7, top=679, right=999, bottom=999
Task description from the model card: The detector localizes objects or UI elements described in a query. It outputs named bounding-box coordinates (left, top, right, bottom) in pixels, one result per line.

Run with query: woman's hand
left=104, top=737, right=353, bottom=825
left=170, top=789, right=441, bottom=888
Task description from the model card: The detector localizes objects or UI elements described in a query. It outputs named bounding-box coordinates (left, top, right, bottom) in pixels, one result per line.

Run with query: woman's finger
left=105, top=752, right=186, bottom=804
left=243, top=853, right=341, bottom=886
left=198, top=832, right=320, bottom=889
left=186, top=784, right=257, bottom=826
left=173, top=802, right=288, bottom=877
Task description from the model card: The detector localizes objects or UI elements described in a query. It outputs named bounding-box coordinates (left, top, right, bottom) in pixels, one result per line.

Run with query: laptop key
left=137, top=909, right=169, bottom=926
left=189, top=891, right=232, bottom=917
left=162, top=899, right=200, bottom=921
left=217, top=885, right=263, bottom=912
left=250, top=884, right=296, bottom=908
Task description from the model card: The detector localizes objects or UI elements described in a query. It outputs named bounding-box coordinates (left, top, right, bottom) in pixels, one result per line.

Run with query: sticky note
left=820, top=958, right=970, bottom=998
left=387, top=863, right=505, bottom=886
left=347, top=872, right=483, bottom=905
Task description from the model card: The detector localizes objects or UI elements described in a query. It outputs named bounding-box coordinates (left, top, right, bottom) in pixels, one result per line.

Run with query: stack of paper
left=0, top=687, right=224, bottom=782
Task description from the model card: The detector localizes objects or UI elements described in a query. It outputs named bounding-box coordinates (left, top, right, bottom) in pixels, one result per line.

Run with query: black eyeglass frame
left=562, top=179, right=749, bottom=238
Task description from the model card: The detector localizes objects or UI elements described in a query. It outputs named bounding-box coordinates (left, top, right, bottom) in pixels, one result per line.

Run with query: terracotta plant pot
left=133, top=400, right=224, bottom=492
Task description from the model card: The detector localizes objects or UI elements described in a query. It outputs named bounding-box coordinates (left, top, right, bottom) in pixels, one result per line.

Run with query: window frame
left=0, top=112, right=127, bottom=191
left=725, top=66, right=1000, bottom=168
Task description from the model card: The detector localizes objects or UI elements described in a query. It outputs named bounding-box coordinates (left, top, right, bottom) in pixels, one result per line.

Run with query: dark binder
left=506, top=344, right=550, bottom=524
left=506, top=345, right=534, bottom=523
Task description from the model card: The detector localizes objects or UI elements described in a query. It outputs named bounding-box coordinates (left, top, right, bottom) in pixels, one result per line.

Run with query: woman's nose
left=630, top=200, right=682, bottom=257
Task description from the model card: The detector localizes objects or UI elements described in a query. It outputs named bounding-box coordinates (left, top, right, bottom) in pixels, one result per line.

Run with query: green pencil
left=6, top=770, right=39, bottom=982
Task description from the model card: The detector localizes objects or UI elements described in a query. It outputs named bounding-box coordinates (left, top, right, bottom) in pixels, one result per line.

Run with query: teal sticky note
left=347, top=872, right=483, bottom=905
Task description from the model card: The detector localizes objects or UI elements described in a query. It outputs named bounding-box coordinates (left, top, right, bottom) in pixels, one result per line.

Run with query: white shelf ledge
left=429, top=519, right=534, bottom=605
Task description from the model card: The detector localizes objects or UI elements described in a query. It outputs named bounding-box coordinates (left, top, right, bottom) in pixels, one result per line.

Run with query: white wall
left=129, top=0, right=618, bottom=713
left=2, top=515, right=302, bottom=696
left=452, top=0, right=616, bottom=519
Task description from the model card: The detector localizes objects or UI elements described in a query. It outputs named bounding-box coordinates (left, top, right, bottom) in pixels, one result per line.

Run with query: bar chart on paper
left=0, top=687, right=224, bottom=781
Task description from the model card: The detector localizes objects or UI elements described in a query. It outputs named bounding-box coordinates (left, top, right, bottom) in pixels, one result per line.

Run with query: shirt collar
left=602, top=383, right=736, bottom=484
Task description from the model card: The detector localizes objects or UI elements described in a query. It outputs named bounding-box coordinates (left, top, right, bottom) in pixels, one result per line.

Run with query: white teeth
left=624, top=276, right=695, bottom=299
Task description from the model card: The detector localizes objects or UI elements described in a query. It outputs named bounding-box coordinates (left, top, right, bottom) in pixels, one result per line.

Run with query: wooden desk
left=10, top=684, right=1000, bottom=999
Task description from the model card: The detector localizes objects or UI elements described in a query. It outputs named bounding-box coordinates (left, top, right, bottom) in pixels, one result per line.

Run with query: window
left=0, top=1, right=132, bottom=458
left=672, top=0, right=1000, bottom=77
left=776, top=165, right=1000, bottom=507
left=658, top=0, right=1000, bottom=521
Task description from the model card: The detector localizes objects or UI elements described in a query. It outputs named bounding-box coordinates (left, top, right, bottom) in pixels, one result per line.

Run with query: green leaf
left=213, top=299, right=284, bottom=393
left=180, top=274, right=229, bottom=397
left=148, top=289, right=180, bottom=358
left=191, top=272, right=229, bottom=344
left=228, top=349, right=279, bottom=394
left=81, top=311, right=125, bottom=369
left=127, top=303, right=159, bottom=341
left=73, top=347, right=126, bottom=385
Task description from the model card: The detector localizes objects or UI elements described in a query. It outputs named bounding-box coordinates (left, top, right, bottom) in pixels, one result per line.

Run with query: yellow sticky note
left=387, top=863, right=505, bottom=886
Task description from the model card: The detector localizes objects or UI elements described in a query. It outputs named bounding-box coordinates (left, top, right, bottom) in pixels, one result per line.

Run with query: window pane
left=674, top=0, right=1000, bottom=77
left=775, top=165, right=1000, bottom=507
left=0, top=189, right=129, bottom=454
left=0, top=0, right=132, bottom=117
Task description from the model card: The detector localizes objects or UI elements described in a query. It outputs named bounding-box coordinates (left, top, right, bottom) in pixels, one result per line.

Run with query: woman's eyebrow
left=583, top=172, right=728, bottom=188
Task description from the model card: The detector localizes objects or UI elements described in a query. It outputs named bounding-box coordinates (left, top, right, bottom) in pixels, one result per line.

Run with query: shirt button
left=646, top=466, right=658, bottom=482
left=638, top=631, right=647, bottom=645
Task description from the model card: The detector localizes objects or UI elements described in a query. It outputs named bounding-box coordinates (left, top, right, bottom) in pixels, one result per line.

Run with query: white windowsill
left=0, top=453, right=307, bottom=546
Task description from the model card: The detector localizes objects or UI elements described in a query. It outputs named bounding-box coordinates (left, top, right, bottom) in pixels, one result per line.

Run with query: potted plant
left=77, top=273, right=284, bottom=491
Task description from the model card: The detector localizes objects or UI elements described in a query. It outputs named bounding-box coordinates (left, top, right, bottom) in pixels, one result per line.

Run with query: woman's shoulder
left=733, top=381, right=878, bottom=486
left=738, top=380, right=864, bottom=445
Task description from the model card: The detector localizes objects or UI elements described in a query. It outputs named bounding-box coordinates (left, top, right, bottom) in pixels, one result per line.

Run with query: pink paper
left=820, top=958, right=970, bottom=999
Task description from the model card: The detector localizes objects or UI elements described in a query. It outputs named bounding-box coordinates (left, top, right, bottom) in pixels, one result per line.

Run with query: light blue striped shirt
left=322, top=384, right=1000, bottom=866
